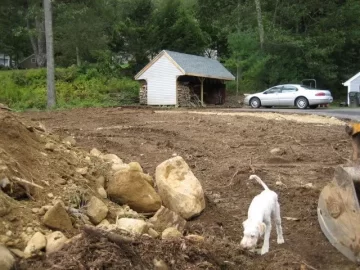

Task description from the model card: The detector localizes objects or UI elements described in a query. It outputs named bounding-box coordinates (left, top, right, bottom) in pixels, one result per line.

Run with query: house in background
left=0, top=53, right=12, bottom=67
left=18, top=54, right=37, bottom=69
left=343, top=72, right=360, bottom=105
left=135, top=50, right=235, bottom=106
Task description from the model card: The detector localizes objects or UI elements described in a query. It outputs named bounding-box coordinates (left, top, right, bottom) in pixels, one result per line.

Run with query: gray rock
left=149, top=206, right=187, bottom=233
left=43, top=202, right=73, bottom=231
left=86, top=196, right=108, bottom=225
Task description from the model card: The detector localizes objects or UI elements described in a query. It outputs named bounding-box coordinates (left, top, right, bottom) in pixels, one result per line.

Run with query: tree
left=44, top=0, right=56, bottom=108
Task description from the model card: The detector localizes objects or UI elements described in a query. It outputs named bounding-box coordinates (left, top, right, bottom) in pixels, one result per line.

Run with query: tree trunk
left=254, top=0, right=265, bottom=49
left=76, top=46, right=81, bottom=67
left=44, top=0, right=56, bottom=108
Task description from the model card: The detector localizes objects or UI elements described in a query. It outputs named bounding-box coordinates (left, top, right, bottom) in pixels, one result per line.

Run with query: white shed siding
left=138, top=55, right=183, bottom=105
left=347, top=75, right=360, bottom=104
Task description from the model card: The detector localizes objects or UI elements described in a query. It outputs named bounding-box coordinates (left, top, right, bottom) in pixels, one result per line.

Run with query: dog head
left=240, top=219, right=266, bottom=250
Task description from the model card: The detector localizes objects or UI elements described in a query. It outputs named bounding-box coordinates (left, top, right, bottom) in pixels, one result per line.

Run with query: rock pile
left=0, top=110, right=206, bottom=264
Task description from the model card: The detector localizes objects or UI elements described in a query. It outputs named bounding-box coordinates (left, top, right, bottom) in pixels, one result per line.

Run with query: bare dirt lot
left=18, top=107, right=359, bottom=270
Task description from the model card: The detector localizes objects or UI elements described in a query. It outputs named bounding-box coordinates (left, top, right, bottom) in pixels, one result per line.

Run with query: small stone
left=26, top=227, right=33, bottom=234
left=148, top=228, right=160, bottom=238
left=90, top=148, right=102, bottom=157
left=62, top=136, right=76, bottom=146
left=47, top=193, right=54, bottom=198
left=97, top=219, right=110, bottom=227
left=45, top=142, right=55, bottom=151
left=303, top=183, right=314, bottom=189
left=86, top=196, right=108, bottom=225
left=9, top=248, right=25, bottom=258
left=149, top=206, right=187, bottom=233
left=116, top=218, right=148, bottom=236
left=76, top=167, right=88, bottom=175
left=185, top=234, right=204, bottom=242
left=97, top=187, right=107, bottom=199
left=32, top=208, right=40, bottom=214
left=5, top=231, right=12, bottom=237
left=161, top=227, right=182, bottom=240
left=46, top=231, right=68, bottom=254
left=0, top=235, right=10, bottom=244
left=101, top=154, right=123, bottom=164
left=0, top=245, right=15, bottom=270
left=270, top=148, right=285, bottom=156
left=24, top=232, right=46, bottom=255
left=43, top=202, right=73, bottom=231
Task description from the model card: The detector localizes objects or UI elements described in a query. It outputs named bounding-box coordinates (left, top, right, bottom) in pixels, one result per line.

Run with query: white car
left=244, top=84, right=333, bottom=109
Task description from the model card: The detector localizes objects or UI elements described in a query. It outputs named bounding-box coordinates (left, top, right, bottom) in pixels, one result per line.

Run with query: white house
left=343, top=72, right=360, bottom=105
left=134, top=50, right=235, bottom=106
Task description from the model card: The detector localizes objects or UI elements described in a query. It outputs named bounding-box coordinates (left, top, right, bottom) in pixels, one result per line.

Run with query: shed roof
left=343, top=72, right=360, bottom=86
left=135, top=50, right=235, bottom=81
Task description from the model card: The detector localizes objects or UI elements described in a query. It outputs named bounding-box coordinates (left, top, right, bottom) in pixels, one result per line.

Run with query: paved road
left=221, top=107, right=360, bottom=121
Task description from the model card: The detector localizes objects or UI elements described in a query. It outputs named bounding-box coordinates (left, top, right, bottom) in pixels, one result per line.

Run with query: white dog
left=240, top=175, right=284, bottom=255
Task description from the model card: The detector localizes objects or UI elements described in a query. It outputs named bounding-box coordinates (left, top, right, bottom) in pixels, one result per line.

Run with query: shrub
left=0, top=67, right=140, bottom=111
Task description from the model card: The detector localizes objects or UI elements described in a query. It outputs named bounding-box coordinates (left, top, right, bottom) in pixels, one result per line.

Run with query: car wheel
left=250, top=97, right=261, bottom=108
left=309, top=105, right=318, bottom=109
left=296, top=97, right=309, bottom=109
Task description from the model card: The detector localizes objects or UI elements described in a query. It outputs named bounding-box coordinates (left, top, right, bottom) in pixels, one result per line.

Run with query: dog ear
left=259, top=222, right=266, bottom=236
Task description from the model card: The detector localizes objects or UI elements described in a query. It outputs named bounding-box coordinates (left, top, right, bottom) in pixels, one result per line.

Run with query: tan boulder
left=161, top=227, right=182, bottom=240
left=0, top=245, right=15, bottom=270
left=24, top=232, right=46, bottom=255
left=86, top=196, right=108, bottom=225
left=149, top=206, right=186, bottom=233
left=116, top=218, right=148, bottom=236
left=46, top=231, right=68, bottom=254
left=43, top=202, right=73, bottom=231
left=107, top=170, right=161, bottom=213
left=155, top=156, right=205, bottom=220
left=128, top=162, right=143, bottom=172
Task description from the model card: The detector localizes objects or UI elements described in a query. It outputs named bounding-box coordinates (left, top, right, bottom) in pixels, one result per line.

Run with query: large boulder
left=155, top=156, right=205, bottom=220
left=149, top=206, right=186, bottom=233
left=43, top=202, right=73, bottom=231
left=107, top=170, right=161, bottom=213
left=0, top=245, right=14, bottom=270
left=86, top=196, right=108, bottom=225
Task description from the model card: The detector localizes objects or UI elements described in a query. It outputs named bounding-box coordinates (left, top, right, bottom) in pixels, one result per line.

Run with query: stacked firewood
left=177, top=83, right=191, bottom=107
left=139, top=85, right=147, bottom=105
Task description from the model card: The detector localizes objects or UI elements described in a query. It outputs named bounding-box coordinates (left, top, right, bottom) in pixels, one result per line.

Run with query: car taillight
left=315, top=92, right=325, bottom=96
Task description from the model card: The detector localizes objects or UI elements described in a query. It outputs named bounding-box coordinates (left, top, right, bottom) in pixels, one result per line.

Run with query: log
left=82, top=225, right=137, bottom=245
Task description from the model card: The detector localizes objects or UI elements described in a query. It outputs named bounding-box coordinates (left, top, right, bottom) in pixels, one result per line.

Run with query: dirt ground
left=21, top=107, right=358, bottom=270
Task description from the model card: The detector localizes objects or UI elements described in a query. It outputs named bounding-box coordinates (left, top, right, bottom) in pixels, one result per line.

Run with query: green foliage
left=0, top=68, right=140, bottom=111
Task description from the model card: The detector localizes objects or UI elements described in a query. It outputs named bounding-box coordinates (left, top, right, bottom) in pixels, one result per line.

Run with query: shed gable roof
left=343, top=72, right=360, bottom=86
left=135, top=50, right=235, bottom=81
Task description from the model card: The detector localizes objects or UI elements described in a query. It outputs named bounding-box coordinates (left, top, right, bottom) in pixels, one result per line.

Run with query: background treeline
left=1, top=0, right=359, bottom=109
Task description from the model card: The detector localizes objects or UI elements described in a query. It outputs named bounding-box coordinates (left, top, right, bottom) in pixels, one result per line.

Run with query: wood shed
left=343, top=72, right=360, bottom=105
left=134, top=50, right=235, bottom=106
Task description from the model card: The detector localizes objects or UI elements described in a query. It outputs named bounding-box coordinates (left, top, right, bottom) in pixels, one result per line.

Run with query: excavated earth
left=1, top=107, right=358, bottom=270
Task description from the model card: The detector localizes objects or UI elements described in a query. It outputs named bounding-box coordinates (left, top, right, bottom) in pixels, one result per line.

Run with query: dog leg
left=261, top=222, right=271, bottom=255
left=275, top=201, right=285, bottom=244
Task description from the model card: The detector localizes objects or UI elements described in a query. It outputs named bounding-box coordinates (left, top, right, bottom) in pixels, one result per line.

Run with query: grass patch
left=0, top=67, right=140, bottom=111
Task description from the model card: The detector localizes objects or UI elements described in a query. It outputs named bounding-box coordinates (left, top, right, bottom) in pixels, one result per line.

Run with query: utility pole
left=44, top=0, right=56, bottom=108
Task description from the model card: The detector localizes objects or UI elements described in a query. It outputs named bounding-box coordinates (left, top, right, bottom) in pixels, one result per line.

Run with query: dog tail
left=249, top=175, right=269, bottom=190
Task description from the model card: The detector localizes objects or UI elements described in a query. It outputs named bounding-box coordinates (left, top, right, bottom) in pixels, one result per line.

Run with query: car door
left=278, top=85, right=298, bottom=106
left=261, top=86, right=282, bottom=106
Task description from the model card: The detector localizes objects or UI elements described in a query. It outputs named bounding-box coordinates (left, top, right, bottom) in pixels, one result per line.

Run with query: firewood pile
left=177, top=82, right=202, bottom=107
